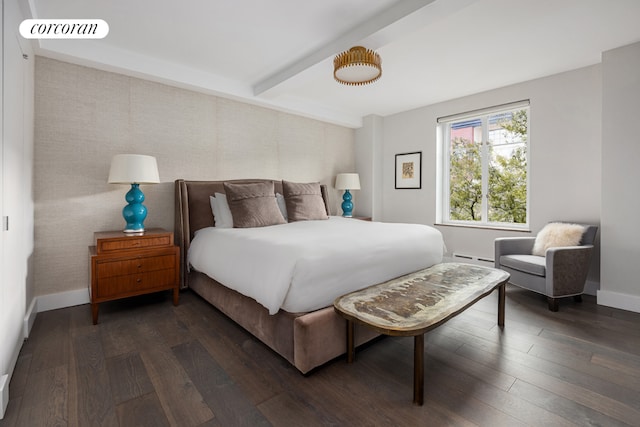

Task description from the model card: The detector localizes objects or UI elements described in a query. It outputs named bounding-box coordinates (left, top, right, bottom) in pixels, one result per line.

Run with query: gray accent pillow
left=223, top=181, right=286, bottom=228
left=282, top=180, right=329, bottom=222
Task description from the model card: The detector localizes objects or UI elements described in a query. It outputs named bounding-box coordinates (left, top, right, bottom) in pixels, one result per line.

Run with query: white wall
left=355, top=115, right=383, bottom=219
left=1, top=0, right=36, bottom=418
left=599, top=42, right=640, bottom=312
left=358, top=65, right=602, bottom=291
left=33, top=57, right=355, bottom=307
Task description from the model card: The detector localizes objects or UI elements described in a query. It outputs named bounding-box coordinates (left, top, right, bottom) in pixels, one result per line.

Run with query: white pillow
left=209, top=192, right=233, bottom=228
left=275, top=192, right=288, bottom=222
left=532, top=223, right=584, bottom=256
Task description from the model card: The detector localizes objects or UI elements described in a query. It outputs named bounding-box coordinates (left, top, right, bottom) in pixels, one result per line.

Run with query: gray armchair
left=494, top=223, right=598, bottom=311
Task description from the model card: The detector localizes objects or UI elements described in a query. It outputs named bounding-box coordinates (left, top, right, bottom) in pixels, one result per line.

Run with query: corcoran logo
left=20, top=19, right=109, bottom=39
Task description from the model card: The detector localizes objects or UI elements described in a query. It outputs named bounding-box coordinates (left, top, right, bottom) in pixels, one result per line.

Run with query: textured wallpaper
left=34, top=57, right=355, bottom=297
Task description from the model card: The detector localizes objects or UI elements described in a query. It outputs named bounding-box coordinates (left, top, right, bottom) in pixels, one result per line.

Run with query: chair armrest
left=494, top=237, right=536, bottom=267
left=546, top=245, right=594, bottom=296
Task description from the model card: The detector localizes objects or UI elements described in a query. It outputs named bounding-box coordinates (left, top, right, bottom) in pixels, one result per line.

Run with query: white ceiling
left=26, top=0, right=640, bottom=128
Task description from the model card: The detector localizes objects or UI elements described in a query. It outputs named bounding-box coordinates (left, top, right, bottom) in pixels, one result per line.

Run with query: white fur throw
left=532, top=223, right=585, bottom=256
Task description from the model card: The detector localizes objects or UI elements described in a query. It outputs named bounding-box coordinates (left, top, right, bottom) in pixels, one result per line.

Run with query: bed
left=175, top=179, right=444, bottom=373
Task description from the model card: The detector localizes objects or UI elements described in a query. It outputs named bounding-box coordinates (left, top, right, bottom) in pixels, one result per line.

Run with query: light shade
left=108, top=154, right=160, bottom=184
left=335, top=173, right=361, bottom=190
left=334, top=46, right=382, bottom=86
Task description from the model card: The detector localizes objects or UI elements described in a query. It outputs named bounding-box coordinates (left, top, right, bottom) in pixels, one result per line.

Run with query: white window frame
left=436, top=100, right=530, bottom=230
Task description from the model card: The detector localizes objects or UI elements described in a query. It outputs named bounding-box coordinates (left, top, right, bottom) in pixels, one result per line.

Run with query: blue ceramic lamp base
left=122, top=183, right=148, bottom=233
left=341, top=189, right=354, bottom=217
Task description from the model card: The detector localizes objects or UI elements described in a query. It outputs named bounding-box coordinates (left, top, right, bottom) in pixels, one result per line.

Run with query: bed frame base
left=189, top=271, right=378, bottom=373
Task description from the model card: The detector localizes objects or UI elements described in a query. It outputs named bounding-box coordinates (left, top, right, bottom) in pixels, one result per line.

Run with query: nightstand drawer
left=95, top=254, right=176, bottom=279
left=96, top=269, right=176, bottom=298
left=94, top=228, right=173, bottom=254
left=97, top=235, right=172, bottom=253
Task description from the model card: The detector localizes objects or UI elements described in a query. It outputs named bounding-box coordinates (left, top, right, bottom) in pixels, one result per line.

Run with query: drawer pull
left=136, top=278, right=142, bottom=283
left=137, top=264, right=142, bottom=268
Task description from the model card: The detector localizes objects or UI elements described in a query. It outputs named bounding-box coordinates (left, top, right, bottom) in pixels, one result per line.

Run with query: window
left=437, top=101, right=529, bottom=229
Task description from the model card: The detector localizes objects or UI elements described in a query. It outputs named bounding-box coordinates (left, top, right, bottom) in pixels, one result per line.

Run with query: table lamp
left=335, top=173, right=361, bottom=217
left=108, top=154, right=160, bottom=233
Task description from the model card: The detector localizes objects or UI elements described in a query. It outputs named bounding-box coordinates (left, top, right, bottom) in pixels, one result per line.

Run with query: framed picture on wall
left=395, top=151, right=422, bottom=189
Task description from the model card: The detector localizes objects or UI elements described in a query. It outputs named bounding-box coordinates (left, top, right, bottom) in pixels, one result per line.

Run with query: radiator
left=450, top=253, right=494, bottom=266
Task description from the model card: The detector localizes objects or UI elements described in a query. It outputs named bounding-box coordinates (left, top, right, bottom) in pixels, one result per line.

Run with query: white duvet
left=188, top=216, right=444, bottom=314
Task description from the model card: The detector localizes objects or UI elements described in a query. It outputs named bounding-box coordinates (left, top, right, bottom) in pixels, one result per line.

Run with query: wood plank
left=423, top=353, right=577, bottom=427
left=14, top=365, right=67, bottom=427
left=591, top=352, right=640, bottom=379
left=172, top=339, right=271, bottom=427
left=365, top=336, right=566, bottom=426
left=455, top=342, right=640, bottom=425
left=27, top=309, right=70, bottom=374
left=509, top=379, right=631, bottom=427
left=257, top=393, right=340, bottom=427
left=134, top=321, right=214, bottom=426
left=115, top=392, right=170, bottom=427
left=174, top=294, right=286, bottom=405
left=433, top=321, right=533, bottom=354
left=105, top=352, right=155, bottom=405
left=527, top=343, right=640, bottom=392
left=99, top=314, right=143, bottom=359
left=302, top=336, right=478, bottom=425
left=72, top=330, right=119, bottom=426
left=425, top=338, right=517, bottom=391
left=420, top=357, right=529, bottom=427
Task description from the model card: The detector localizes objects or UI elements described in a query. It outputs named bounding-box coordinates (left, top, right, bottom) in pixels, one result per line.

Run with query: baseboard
left=0, top=374, right=8, bottom=420
left=23, top=298, right=37, bottom=338
left=597, top=289, right=640, bottom=314
left=37, top=288, right=89, bottom=313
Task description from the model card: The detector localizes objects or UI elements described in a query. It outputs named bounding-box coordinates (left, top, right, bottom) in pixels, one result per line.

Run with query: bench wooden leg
left=346, top=320, right=355, bottom=364
left=413, top=334, right=424, bottom=405
left=498, top=283, right=506, bottom=328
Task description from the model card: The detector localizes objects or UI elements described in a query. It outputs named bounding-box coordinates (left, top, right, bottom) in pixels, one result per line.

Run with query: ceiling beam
left=252, top=0, right=436, bottom=96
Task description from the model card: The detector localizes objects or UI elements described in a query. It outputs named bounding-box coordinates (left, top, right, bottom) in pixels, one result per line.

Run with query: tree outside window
left=442, top=106, right=529, bottom=228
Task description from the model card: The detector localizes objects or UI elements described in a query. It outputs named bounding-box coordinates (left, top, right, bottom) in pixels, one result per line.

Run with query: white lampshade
left=108, top=154, right=160, bottom=184
left=335, top=173, right=361, bottom=190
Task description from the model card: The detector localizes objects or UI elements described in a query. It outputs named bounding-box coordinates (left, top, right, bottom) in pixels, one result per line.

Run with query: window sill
left=434, top=222, right=531, bottom=233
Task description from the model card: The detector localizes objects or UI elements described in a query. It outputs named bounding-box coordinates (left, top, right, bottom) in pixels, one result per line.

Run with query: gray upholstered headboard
left=174, top=179, right=330, bottom=288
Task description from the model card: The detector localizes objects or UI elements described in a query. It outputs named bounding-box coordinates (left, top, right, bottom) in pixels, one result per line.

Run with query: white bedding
left=188, top=216, right=444, bottom=314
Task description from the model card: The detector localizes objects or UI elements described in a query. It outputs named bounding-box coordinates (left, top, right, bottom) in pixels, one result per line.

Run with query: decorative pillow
left=275, top=192, right=288, bottom=222
left=209, top=193, right=233, bottom=228
left=223, top=181, right=286, bottom=228
left=282, top=180, right=329, bottom=222
left=532, top=223, right=585, bottom=256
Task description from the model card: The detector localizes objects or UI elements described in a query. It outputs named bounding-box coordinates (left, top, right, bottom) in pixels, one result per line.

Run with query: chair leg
left=573, top=295, right=583, bottom=303
left=547, top=297, right=559, bottom=312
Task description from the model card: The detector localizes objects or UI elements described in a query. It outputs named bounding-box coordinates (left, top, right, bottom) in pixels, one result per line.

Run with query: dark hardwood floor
left=2, top=284, right=640, bottom=426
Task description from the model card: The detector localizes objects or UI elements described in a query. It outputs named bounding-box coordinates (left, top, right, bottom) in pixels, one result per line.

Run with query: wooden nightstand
left=352, top=216, right=372, bottom=221
left=89, top=228, right=179, bottom=324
